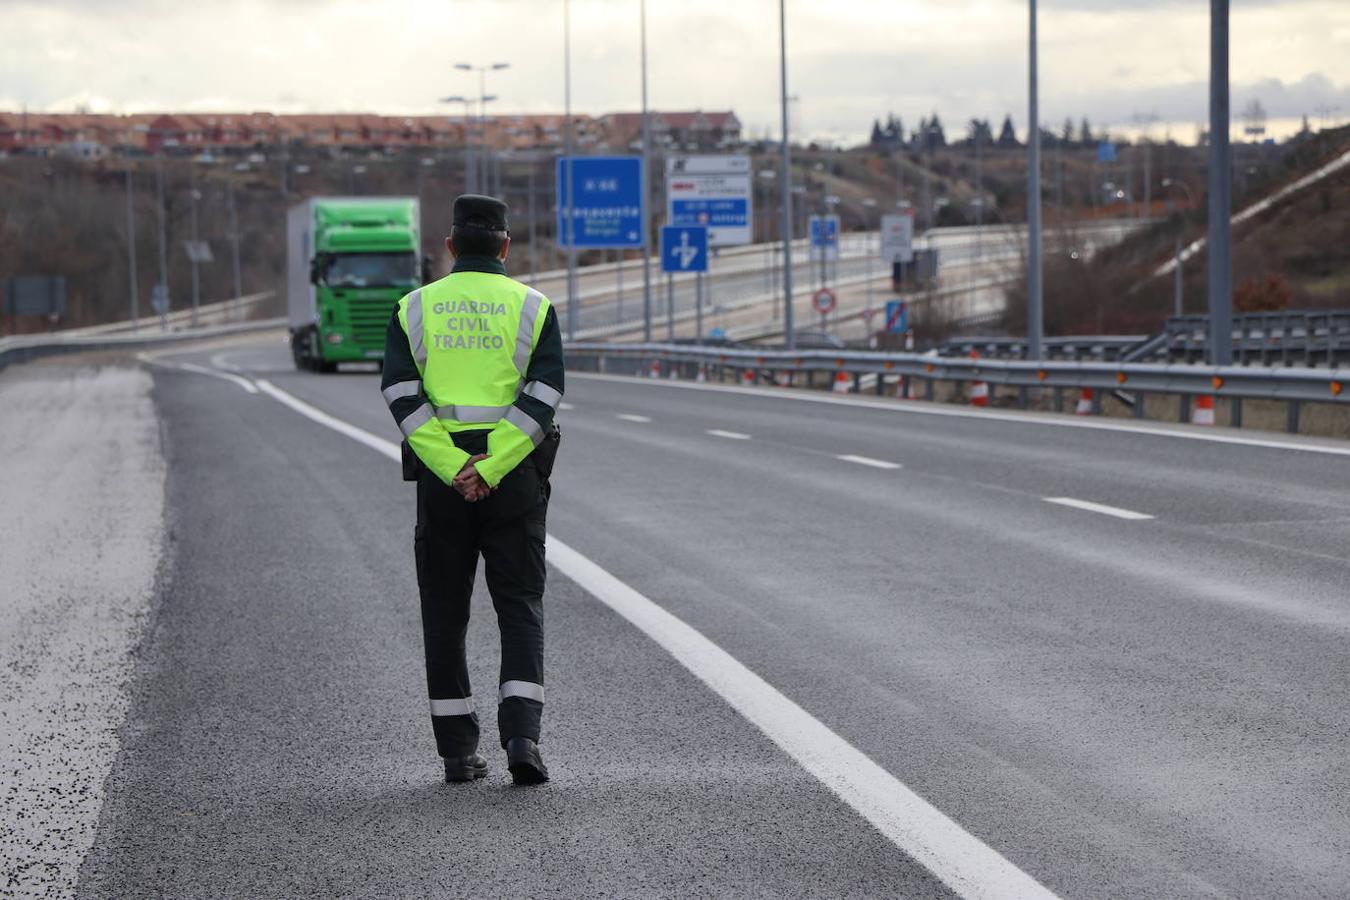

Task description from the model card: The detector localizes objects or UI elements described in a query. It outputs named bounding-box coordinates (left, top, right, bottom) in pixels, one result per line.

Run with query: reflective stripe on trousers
left=499, top=680, right=544, bottom=703
left=430, top=696, right=475, bottom=716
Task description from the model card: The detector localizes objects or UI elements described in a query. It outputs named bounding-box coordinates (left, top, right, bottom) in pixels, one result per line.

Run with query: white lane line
left=559, top=402, right=576, bottom=411
left=252, top=379, right=1058, bottom=900
left=1043, top=497, right=1154, bottom=521
left=136, top=352, right=258, bottom=394
left=571, top=372, right=1350, bottom=459
left=837, top=454, right=902, bottom=470
left=616, top=413, right=652, bottom=423
left=706, top=429, right=751, bottom=440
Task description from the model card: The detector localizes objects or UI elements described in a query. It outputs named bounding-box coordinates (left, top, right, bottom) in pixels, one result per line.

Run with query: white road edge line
left=252, top=377, right=1059, bottom=900
left=136, top=352, right=258, bottom=394
left=571, top=372, right=1350, bottom=459
left=559, top=402, right=576, bottom=411
left=1043, top=497, right=1155, bottom=521
left=706, top=429, right=751, bottom=440
left=838, top=454, right=903, bottom=470
left=616, top=413, right=652, bottom=423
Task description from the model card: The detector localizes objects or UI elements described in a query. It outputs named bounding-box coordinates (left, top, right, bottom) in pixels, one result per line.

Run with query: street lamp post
left=639, top=0, right=653, bottom=343
left=1162, top=177, right=1196, bottom=318
left=124, top=168, right=139, bottom=331
left=189, top=182, right=201, bottom=328
left=450, top=62, right=510, bottom=195
left=564, top=0, right=578, bottom=340
left=1027, top=0, right=1044, bottom=359
left=440, top=96, right=476, bottom=191
left=1208, top=0, right=1233, bottom=366
left=778, top=0, right=795, bottom=351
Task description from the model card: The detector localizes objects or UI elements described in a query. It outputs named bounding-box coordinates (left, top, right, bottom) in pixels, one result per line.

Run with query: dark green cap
left=453, top=193, right=510, bottom=233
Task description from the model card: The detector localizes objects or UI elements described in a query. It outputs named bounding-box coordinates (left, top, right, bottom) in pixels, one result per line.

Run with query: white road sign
left=880, top=213, right=915, bottom=264
left=665, top=155, right=753, bottom=247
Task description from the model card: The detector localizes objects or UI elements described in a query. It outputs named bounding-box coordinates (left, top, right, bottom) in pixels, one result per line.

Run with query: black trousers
left=414, top=448, right=548, bottom=758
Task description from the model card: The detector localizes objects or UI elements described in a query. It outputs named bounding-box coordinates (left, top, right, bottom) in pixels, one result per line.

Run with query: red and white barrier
left=1075, top=389, right=1095, bottom=416
left=695, top=365, right=707, bottom=383
left=648, top=360, right=661, bottom=379
left=969, top=350, right=988, bottom=407
left=832, top=371, right=852, bottom=394
left=1192, top=395, right=1216, bottom=426
left=742, top=369, right=756, bottom=386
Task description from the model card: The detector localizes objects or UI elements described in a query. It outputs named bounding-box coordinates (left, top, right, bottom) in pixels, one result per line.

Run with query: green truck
left=287, top=196, right=424, bottom=372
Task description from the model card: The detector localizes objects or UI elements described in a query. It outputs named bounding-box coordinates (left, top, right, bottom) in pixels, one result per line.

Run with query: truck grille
left=348, top=295, right=400, bottom=347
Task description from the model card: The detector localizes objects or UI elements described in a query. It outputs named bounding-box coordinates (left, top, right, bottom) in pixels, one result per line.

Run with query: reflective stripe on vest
left=513, top=289, right=546, bottom=376
left=406, top=288, right=428, bottom=371
left=435, top=403, right=510, bottom=424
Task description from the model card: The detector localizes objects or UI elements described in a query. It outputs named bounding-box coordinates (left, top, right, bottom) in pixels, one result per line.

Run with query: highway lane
left=60, top=335, right=1350, bottom=896
left=74, top=341, right=953, bottom=899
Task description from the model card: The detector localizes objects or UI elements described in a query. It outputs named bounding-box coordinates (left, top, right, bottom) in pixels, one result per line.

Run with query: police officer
left=380, top=194, right=563, bottom=785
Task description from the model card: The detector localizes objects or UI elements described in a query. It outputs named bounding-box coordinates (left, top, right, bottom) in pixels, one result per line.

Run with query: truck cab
left=288, top=197, right=424, bottom=372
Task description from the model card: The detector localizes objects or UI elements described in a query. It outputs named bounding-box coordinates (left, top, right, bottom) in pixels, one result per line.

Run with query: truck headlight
left=325, top=333, right=344, bottom=345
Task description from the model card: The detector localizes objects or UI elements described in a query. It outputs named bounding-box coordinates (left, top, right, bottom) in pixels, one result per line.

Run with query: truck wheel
left=290, top=329, right=311, bottom=371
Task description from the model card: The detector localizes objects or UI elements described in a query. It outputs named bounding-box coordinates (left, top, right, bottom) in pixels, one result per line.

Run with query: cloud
left=0, top=0, right=1345, bottom=147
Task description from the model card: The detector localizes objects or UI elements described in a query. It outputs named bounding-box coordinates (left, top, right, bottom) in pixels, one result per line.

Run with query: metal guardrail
left=566, top=341, right=1348, bottom=433
left=0, top=317, right=286, bottom=372
left=938, top=311, right=1350, bottom=368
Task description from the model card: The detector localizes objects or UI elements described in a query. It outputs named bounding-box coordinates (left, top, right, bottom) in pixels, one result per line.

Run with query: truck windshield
left=322, top=252, right=418, bottom=288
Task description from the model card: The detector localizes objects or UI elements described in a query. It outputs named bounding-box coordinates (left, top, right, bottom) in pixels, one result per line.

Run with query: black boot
left=505, top=737, right=549, bottom=785
left=443, top=752, right=489, bottom=783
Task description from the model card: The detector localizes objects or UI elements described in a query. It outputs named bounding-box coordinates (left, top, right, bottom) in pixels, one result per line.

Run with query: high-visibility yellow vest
left=392, top=270, right=552, bottom=485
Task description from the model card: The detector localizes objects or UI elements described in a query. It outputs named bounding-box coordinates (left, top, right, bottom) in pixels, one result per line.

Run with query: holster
left=401, top=440, right=422, bottom=482
left=532, top=425, right=561, bottom=480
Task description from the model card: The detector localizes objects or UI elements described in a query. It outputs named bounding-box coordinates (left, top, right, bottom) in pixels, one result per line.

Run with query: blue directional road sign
left=1097, top=141, right=1117, bottom=163
left=659, top=225, right=708, bottom=274
left=809, top=214, right=840, bottom=261
left=884, top=300, right=909, bottom=334
left=556, top=156, right=645, bottom=249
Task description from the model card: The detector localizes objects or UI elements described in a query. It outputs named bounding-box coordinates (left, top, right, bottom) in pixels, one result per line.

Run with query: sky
left=1, top=0, right=1348, bottom=144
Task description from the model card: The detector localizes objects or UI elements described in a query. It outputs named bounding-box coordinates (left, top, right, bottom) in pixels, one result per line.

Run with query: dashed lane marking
left=837, top=454, right=902, bottom=470
left=1043, top=497, right=1154, bottom=521
left=706, top=429, right=751, bottom=440
left=616, top=413, right=653, bottom=423
left=252, top=378, right=1059, bottom=900
left=559, top=402, right=576, bottom=411
left=572, top=372, right=1350, bottom=459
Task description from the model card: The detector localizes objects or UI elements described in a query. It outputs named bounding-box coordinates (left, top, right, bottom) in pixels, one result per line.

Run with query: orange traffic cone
left=832, top=371, right=852, bottom=394
left=1192, top=395, right=1216, bottom=426
left=1075, top=389, right=1095, bottom=415
left=695, top=364, right=707, bottom=383
left=742, top=368, right=756, bottom=386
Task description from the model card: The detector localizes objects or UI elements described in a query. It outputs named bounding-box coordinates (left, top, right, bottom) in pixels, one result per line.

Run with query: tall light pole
left=227, top=177, right=242, bottom=311
left=451, top=62, right=510, bottom=194
left=1162, top=178, right=1195, bottom=318
left=639, top=0, right=653, bottom=343
left=564, top=0, right=578, bottom=340
left=155, top=154, right=169, bottom=331
left=1208, top=0, right=1233, bottom=366
left=1026, top=0, right=1044, bottom=359
left=188, top=181, right=201, bottom=328
left=440, top=96, right=475, bottom=191
left=124, top=168, right=139, bottom=330
left=778, top=0, right=795, bottom=351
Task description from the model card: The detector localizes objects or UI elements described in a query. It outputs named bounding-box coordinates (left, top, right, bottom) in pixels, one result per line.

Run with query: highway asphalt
left=8, top=331, right=1349, bottom=897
